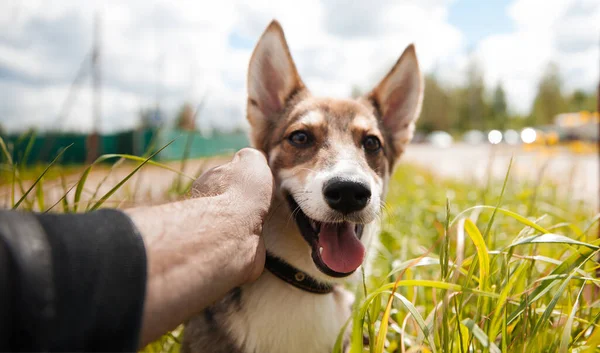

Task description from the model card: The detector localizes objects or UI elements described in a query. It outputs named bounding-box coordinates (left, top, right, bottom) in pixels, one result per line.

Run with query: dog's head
left=247, top=21, right=423, bottom=282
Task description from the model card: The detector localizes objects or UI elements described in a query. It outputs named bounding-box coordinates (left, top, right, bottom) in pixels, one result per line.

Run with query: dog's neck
left=264, top=252, right=334, bottom=294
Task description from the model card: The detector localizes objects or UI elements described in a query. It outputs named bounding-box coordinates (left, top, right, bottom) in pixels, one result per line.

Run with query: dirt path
left=3, top=144, right=597, bottom=212
left=0, top=155, right=232, bottom=211
left=402, top=143, right=598, bottom=210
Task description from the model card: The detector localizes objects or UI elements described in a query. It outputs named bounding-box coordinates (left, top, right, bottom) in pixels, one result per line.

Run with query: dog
left=182, top=20, right=423, bottom=353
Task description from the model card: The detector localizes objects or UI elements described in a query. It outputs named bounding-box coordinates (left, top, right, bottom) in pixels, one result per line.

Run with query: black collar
left=265, top=252, right=334, bottom=294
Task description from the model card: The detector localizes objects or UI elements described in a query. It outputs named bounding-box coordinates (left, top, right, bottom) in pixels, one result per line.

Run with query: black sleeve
left=0, top=209, right=147, bottom=352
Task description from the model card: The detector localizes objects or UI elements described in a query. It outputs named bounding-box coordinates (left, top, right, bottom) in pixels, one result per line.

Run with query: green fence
left=154, top=130, right=249, bottom=161
left=0, top=128, right=249, bottom=165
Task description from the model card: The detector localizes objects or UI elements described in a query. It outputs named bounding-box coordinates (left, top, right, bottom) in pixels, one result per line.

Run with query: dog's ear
left=247, top=20, right=306, bottom=151
left=366, top=44, right=423, bottom=162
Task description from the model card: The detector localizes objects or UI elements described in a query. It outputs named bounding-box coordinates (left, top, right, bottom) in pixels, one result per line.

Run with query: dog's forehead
left=289, top=97, right=378, bottom=130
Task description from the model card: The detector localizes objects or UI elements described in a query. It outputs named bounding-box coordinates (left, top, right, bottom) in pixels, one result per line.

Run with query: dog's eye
left=288, top=131, right=312, bottom=147
left=363, top=136, right=381, bottom=153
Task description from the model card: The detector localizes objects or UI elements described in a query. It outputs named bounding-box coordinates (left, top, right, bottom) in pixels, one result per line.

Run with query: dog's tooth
left=319, top=247, right=323, bottom=254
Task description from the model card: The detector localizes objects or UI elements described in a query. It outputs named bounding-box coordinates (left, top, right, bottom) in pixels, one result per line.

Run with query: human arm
left=0, top=148, right=273, bottom=351
left=127, top=148, right=273, bottom=346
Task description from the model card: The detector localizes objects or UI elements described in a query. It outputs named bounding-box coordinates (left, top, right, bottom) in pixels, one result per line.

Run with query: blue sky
left=449, top=0, right=514, bottom=50
left=0, top=0, right=597, bottom=133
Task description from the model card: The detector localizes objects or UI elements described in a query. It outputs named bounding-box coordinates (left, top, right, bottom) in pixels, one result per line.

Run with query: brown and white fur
left=182, top=20, right=424, bottom=353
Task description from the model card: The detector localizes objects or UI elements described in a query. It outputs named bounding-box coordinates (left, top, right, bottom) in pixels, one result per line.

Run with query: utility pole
left=87, top=13, right=102, bottom=163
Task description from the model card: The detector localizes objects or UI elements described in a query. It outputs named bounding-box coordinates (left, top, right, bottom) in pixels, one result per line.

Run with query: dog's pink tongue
left=319, top=222, right=365, bottom=273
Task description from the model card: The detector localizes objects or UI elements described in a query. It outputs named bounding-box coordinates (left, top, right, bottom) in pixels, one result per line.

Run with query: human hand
left=131, top=148, right=274, bottom=345
left=190, top=147, right=274, bottom=282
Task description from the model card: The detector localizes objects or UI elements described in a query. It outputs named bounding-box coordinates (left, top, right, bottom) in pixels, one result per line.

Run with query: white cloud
left=0, top=0, right=466, bottom=133
left=475, top=0, right=599, bottom=113
left=0, top=0, right=239, bottom=133
left=0, top=0, right=596, bottom=133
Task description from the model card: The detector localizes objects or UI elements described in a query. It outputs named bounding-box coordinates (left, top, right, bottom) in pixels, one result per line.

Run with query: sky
left=0, top=0, right=598, bottom=134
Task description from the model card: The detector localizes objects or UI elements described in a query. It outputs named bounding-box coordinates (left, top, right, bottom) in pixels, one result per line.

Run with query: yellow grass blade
left=463, top=219, right=490, bottom=291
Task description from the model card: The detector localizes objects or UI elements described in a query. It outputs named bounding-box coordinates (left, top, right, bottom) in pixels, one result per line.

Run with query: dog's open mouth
left=286, top=195, right=365, bottom=278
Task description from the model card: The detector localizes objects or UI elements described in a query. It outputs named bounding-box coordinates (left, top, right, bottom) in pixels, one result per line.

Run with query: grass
left=1, top=136, right=598, bottom=352
left=348, top=162, right=598, bottom=353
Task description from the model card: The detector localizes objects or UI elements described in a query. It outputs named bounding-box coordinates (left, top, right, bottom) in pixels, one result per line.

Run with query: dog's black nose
left=323, top=178, right=371, bottom=214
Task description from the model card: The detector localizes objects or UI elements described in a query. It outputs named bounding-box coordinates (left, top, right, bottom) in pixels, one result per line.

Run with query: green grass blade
left=73, top=163, right=94, bottom=213
left=45, top=179, right=78, bottom=213
left=332, top=316, right=352, bottom=353
left=87, top=140, right=176, bottom=211
left=506, top=233, right=599, bottom=250
left=72, top=148, right=188, bottom=212
left=11, top=164, right=16, bottom=207
left=85, top=157, right=125, bottom=211
left=489, top=260, right=528, bottom=339
left=10, top=163, right=31, bottom=209
left=98, top=154, right=194, bottom=180
left=21, top=129, right=36, bottom=167
left=386, top=257, right=441, bottom=279
left=463, top=219, right=490, bottom=291
left=374, top=292, right=393, bottom=353
left=441, top=198, right=451, bottom=353
left=59, top=173, right=71, bottom=212
left=584, top=321, right=600, bottom=353
left=361, top=267, right=375, bottom=352
left=482, top=156, right=513, bottom=243
left=36, top=178, right=44, bottom=211
left=350, top=291, right=379, bottom=353
left=391, top=292, right=437, bottom=353
left=0, top=136, right=17, bottom=207
left=582, top=214, right=600, bottom=235
left=0, top=136, right=14, bottom=165
left=451, top=206, right=551, bottom=234
left=462, top=318, right=501, bottom=353
left=349, top=278, right=497, bottom=353
left=530, top=250, right=598, bottom=337
left=12, top=144, right=72, bottom=210
left=506, top=240, right=599, bottom=325
left=559, top=283, right=585, bottom=353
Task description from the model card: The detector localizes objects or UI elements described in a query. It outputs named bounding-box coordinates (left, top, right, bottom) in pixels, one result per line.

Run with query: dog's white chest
left=226, top=272, right=354, bottom=353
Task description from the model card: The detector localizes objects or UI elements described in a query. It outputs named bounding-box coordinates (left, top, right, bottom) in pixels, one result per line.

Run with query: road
left=401, top=143, right=598, bottom=210
left=2, top=144, right=597, bottom=212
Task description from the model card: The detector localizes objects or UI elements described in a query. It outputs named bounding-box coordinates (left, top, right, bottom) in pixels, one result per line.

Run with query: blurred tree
left=139, top=107, right=165, bottom=129
left=417, top=74, right=453, bottom=132
left=567, top=89, right=597, bottom=112
left=455, top=58, right=487, bottom=131
left=354, top=59, right=597, bottom=134
left=530, top=63, right=567, bottom=125
left=175, top=103, right=196, bottom=131
left=504, top=114, right=529, bottom=130
left=491, top=83, right=508, bottom=129
left=451, top=87, right=469, bottom=132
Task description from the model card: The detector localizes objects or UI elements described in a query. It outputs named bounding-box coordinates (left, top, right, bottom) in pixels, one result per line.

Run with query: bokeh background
left=0, top=0, right=598, bottom=207
left=1, top=0, right=597, bottom=132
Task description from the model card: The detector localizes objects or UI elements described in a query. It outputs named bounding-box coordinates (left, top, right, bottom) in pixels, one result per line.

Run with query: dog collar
left=265, top=252, right=334, bottom=294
